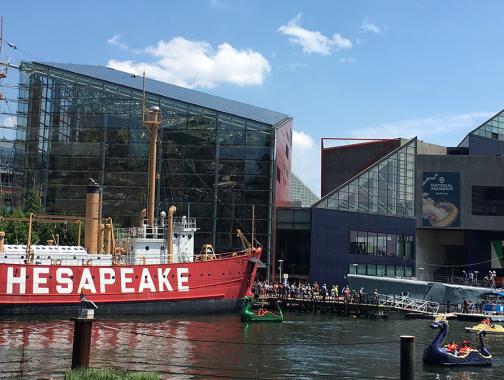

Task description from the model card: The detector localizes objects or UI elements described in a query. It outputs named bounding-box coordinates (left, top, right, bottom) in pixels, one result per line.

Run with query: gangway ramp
left=378, top=294, right=440, bottom=315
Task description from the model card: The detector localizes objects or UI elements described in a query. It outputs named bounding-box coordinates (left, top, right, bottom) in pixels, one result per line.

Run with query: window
left=276, top=166, right=281, bottom=183
left=286, top=144, right=289, bottom=159
left=348, top=263, right=358, bottom=274
left=472, top=186, right=504, bottom=216
left=386, top=234, right=396, bottom=256
left=386, top=265, right=395, bottom=277
left=349, top=231, right=413, bottom=258
left=377, top=265, right=385, bottom=277
left=367, top=264, right=377, bottom=276
left=377, top=233, right=386, bottom=256
left=367, top=232, right=377, bottom=255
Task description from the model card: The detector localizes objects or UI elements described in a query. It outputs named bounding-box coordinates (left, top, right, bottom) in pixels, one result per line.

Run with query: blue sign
left=422, top=172, right=460, bottom=227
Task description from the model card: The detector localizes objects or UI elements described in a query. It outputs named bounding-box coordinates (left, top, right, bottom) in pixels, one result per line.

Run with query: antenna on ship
left=141, top=71, right=161, bottom=227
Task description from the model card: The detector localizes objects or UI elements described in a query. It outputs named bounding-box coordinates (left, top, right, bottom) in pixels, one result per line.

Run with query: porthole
left=145, top=246, right=150, bottom=251
left=188, top=234, right=192, bottom=240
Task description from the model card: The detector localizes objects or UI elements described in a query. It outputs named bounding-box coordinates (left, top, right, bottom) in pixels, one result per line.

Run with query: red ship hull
left=0, top=252, right=260, bottom=316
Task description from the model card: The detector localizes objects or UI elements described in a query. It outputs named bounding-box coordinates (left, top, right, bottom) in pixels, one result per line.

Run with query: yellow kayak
left=465, top=323, right=504, bottom=334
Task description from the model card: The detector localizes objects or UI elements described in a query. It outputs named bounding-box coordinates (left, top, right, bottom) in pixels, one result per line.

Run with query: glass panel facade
left=15, top=62, right=283, bottom=257
left=470, top=110, right=504, bottom=141
left=472, top=186, right=504, bottom=216
left=348, top=263, right=414, bottom=278
left=349, top=230, right=415, bottom=258
left=316, top=139, right=416, bottom=217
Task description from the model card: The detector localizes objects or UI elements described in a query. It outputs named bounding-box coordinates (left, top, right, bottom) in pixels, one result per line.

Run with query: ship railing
left=117, top=218, right=198, bottom=240
left=193, top=249, right=250, bottom=261
left=116, top=226, right=165, bottom=240
left=137, top=217, right=197, bottom=230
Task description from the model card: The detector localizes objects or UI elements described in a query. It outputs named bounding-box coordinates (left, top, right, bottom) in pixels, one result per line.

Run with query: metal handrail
left=378, top=294, right=439, bottom=314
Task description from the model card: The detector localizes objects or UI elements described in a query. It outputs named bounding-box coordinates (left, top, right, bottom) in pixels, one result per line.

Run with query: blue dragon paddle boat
left=423, top=315, right=492, bottom=366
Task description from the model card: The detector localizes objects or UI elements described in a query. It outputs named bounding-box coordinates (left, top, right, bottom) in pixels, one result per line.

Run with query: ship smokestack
left=167, top=206, right=176, bottom=263
left=85, top=181, right=100, bottom=254
left=0, top=231, right=4, bottom=252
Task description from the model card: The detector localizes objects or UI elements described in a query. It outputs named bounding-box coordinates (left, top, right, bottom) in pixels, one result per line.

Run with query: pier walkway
left=260, top=293, right=440, bottom=318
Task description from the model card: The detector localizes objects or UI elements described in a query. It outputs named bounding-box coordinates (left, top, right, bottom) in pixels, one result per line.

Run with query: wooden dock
left=260, top=297, right=394, bottom=318
left=259, top=294, right=441, bottom=319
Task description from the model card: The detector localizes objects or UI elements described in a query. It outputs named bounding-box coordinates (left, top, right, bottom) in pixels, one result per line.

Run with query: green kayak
left=241, top=296, right=284, bottom=322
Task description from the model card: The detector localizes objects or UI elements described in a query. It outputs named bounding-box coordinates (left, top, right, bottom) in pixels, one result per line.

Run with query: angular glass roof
left=315, top=138, right=416, bottom=218
left=459, top=109, right=504, bottom=147
left=33, top=62, right=291, bottom=127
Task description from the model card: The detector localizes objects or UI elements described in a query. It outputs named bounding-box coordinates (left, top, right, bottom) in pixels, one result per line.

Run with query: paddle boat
left=241, top=296, right=283, bottom=322
left=466, top=318, right=504, bottom=334
left=423, top=315, right=492, bottom=366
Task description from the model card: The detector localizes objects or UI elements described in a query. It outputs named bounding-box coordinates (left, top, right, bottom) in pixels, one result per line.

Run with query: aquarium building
left=310, top=109, right=504, bottom=287
left=14, top=62, right=292, bottom=272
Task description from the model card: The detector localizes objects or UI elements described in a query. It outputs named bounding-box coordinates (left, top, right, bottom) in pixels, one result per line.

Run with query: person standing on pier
left=331, top=285, right=339, bottom=300
left=320, top=284, right=328, bottom=301
left=373, top=289, right=379, bottom=304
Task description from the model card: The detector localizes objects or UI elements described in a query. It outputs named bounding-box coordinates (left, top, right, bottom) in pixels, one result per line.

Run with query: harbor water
left=1, top=313, right=503, bottom=379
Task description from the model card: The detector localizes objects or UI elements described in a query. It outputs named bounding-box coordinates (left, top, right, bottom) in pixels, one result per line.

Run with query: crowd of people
left=252, top=281, right=380, bottom=304
left=461, top=270, right=497, bottom=288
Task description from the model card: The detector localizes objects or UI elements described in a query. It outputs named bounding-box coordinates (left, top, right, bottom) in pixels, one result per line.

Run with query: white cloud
left=278, top=13, right=352, bottom=55
left=292, top=130, right=320, bottom=196
left=351, top=112, right=493, bottom=145
left=107, top=37, right=271, bottom=89
left=361, top=18, right=381, bottom=34
left=293, top=130, right=315, bottom=150
left=339, top=57, right=355, bottom=63
left=107, top=35, right=129, bottom=50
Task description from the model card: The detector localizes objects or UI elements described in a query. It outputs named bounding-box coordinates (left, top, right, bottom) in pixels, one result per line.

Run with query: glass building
left=290, top=172, right=319, bottom=207
left=315, top=138, right=416, bottom=217
left=15, top=62, right=292, bottom=264
left=310, top=138, right=417, bottom=286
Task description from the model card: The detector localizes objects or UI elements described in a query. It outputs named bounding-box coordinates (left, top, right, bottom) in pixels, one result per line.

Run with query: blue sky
left=2, top=0, right=504, bottom=195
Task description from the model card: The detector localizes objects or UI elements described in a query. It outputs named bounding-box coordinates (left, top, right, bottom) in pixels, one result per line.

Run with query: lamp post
left=353, top=263, right=359, bottom=274
left=474, top=271, right=479, bottom=286
left=278, top=259, right=284, bottom=284
left=418, top=267, right=424, bottom=281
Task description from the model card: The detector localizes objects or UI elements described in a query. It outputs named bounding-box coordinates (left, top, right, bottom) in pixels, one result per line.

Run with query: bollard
left=71, top=318, right=94, bottom=369
left=400, top=335, right=415, bottom=380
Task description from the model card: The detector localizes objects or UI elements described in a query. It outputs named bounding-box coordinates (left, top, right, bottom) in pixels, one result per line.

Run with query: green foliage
left=65, top=368, right=160, bottom=380
left=0, top=188, right=81, bottom=246
left=0, top=208, right=29, bottom=244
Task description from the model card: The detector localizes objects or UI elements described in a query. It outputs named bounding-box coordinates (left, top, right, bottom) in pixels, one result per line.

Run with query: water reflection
left=0, top=315, right=503, bottom=379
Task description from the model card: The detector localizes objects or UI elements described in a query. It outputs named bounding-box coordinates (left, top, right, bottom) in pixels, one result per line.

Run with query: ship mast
left=142, top=72, right=161, bottom=226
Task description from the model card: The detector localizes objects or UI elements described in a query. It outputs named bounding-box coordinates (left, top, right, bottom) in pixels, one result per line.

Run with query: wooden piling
left=400, top=335, right=415, bottom=380
left=71, top=318, right=94, bottom=369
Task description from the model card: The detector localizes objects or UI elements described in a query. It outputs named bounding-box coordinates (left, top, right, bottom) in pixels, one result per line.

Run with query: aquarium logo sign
left=422, top=172, right=460, bottom=227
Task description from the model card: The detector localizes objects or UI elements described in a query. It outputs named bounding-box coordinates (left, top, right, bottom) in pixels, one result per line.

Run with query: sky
left=2, top=0, right=504, bottom=196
